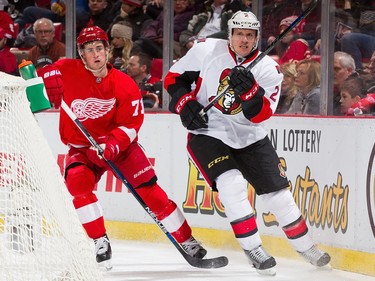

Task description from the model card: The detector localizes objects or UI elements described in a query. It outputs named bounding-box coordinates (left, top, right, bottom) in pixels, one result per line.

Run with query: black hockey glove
left=180, top=100, right=208, bottom=130
left=228, top=66, right=260, bottom=101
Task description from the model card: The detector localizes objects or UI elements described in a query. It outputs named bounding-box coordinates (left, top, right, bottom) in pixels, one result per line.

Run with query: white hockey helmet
left=228, top=11, right=261, bottom=49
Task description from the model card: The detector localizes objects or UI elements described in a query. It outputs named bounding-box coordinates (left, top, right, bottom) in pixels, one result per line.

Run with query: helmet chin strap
left=79, top=49, right=109, bottom=75
left=229, top=41, right=258, bottom=63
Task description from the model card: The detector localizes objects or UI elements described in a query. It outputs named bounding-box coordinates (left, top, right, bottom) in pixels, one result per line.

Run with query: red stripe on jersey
left=250, top=97, right=272, bottom=123
left=163, top=71, right=178, bottom=90
left=283, top=217, right=308, bottom=239
left=231, top=214, right=258, bottom=238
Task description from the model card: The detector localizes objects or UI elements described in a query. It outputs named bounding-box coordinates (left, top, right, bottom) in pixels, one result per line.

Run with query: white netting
left=0, top=72, right=103, bottom=281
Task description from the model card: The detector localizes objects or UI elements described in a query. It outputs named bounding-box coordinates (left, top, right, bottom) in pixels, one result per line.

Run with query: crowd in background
left=0, top=0, right=374, bottom=114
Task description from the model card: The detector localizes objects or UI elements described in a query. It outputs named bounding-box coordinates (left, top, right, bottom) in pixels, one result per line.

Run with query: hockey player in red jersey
left=37, top=26, right=208, bottom=268
left=164, top=11, right=331, bottom=276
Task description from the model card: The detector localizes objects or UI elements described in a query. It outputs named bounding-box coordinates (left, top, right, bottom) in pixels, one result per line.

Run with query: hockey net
left=0, top=72, right=103, bottom=280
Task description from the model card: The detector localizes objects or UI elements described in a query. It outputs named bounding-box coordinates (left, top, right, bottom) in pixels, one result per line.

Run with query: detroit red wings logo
left=71, top=97, right=116, bottom=121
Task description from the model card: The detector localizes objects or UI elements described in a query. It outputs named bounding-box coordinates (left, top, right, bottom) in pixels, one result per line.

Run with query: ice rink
left=103, top=240, right=375, bottom=281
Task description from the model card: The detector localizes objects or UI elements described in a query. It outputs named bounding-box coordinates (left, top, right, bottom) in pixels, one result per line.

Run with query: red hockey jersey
left=53, top=59, right=144, bottom=149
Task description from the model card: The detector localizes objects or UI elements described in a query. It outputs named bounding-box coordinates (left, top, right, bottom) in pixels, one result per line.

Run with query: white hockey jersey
left=166, top=38, right=283, bottom=149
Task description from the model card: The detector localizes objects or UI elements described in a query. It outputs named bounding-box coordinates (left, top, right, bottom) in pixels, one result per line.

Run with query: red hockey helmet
left=77, top=26, right=109, bottom=49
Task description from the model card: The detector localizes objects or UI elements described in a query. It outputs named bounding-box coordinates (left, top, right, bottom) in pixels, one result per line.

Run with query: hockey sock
left=261, top=189, right=314, bottom=252
left=136, top=184, right=191, bottom=243
left=216, top=169, right=262, bottom=250
left=66, top=164, right=106, bottom=239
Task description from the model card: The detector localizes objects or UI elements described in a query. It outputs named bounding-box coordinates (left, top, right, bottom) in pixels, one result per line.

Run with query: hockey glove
left=180, top=100, right=208, bottom=130
left=228, top=66, right=260, bottom=101
left=85, top=136, right=120, bottom=166
left=37, top=65, right=64, bottom=109
left=102, top=137, right=120, bottom=161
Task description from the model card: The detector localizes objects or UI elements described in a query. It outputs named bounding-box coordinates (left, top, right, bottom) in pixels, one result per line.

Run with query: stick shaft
left=61, top=101, right=179, bottom=244
left=62, top=101, right=229, bottom=267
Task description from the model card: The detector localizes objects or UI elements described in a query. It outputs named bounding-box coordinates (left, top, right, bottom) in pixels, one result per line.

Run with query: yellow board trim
left=106, top=220, right=375, bottom=277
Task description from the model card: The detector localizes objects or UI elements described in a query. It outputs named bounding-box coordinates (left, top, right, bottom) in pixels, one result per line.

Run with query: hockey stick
left=201, top=0, right=319, bottom=114
left=60, top=101, right=228, bottom=269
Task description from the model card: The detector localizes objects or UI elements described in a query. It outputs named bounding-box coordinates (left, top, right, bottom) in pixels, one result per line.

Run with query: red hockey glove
left=228, top=66, right=260, bottom=101
left=85, top=136, right=120, bottom=165
left=103, top=137, right=120, bottom=161
left=37, top=65, right=63, bottom=109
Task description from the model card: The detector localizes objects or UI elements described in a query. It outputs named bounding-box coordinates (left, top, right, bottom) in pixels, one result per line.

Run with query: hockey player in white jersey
left=164, top=11, right=331, bottom=276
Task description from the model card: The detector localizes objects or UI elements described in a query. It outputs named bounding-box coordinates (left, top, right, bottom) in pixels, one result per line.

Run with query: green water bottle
left=18, top=60, right=51, bottom=113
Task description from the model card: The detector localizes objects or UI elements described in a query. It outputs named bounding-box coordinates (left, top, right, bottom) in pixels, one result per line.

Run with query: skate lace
left=94, top=235, right=110, bottom=255
left=248, top=246, right=270, bottom=263
left=300, top=246, right=330, bottom=267
left=301, top=246, right=323, bottom=261
left=181, top=237, right=202, bottom=255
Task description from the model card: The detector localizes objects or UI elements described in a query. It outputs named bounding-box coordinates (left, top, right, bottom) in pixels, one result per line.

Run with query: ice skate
left=94, top=234, right=112, bottom=270
left=180, top=236, right=207, bottom=259
left=299, top=245, right=331, bottom=268
left=244, top=245, right=277, bottom=276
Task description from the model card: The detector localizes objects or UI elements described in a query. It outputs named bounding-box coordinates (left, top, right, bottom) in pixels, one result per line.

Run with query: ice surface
left=103, top=240, right=375, bottom=281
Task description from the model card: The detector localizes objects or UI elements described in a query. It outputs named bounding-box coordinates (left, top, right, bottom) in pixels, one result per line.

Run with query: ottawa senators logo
left=211, top=68, right=242, bottom=115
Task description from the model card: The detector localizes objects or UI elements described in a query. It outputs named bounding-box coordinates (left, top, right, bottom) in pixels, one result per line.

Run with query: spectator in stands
left=287, top=59, right=321, bottom=115
left=0, top=9, right=17, bottom=74
left=14, top=1, right=89, bottom=35
left=241, top=0, right=252, bottom=11
left=85, top=0, right=113, bottom=33
left=363, top=50, right=375, bottom=92
left=277, top=16, right=310, bottom=65
left=34, top=55, right=53, bottom=70
left=299, top=0, right=321, bottom=48
left=13, top=23, right=36, bottom=49
left=139, top=0, right=195, bottom=59
left=108, top=22, right=133, bottom=72
left=109, top=0, right=152, bottom=42
left=27, top=18, right=65, bottom=65
left=179, top=0, right=239, bottom=56
left=337, top=0, right=375, bottom=70
left=276, top=62, right=298, bottom=114
left=261, top=0, right=299, bottom=53
left=313, top=8, right=355, bottom=55
left=126, top=52, right=161, bottom=108
left=145, top=0, right=163, bottom=20
left=5, top=0, right=36, bottom=26
left=15, top=1, right=89, bottom=31
left=333, top=51, right=358, bottom=115
left=339, top=76, right=367, bottom=115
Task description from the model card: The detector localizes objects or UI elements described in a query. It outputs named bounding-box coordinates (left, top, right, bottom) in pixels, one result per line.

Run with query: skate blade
left=317, top=263, right=333, bottom=271
left=256, top=267, right=276, bottom=276
left=98, top=259, right=113, bottom=271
